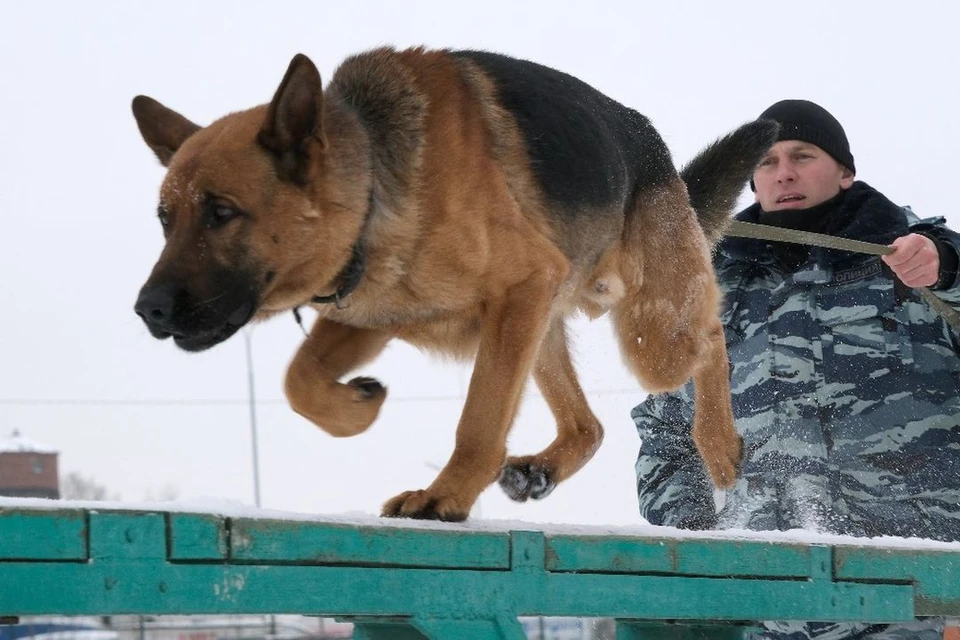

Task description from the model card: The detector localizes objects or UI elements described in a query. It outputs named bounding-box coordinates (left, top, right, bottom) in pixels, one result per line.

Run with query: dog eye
left=205, top=203, right=240, bottom=229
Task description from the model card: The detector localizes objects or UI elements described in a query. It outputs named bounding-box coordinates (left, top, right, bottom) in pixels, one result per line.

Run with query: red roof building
left=0, top=430, right=60, bottom=499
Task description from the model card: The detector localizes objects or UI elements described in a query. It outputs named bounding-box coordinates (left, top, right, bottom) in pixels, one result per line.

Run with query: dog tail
left=681, top=119, right=779, bottom=245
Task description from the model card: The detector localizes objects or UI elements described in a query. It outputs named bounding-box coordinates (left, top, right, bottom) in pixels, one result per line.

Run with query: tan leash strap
left=727, top=220, right=893, bottom=256
left=725, top=220, right=960, bottom=331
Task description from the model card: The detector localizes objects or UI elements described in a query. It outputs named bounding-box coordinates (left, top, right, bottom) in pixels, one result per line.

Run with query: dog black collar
left=291, top=214, right=369, bottom=336
left=308, top=187, right=376, bottom=310
left=310, top=240, right=366, bottom=309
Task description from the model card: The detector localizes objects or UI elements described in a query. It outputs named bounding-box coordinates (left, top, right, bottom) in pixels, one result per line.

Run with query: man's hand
left=882, top=233, right=941, bottom=288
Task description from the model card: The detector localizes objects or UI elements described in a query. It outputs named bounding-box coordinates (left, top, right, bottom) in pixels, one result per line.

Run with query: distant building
left=0, top=429, right=60, bottom=499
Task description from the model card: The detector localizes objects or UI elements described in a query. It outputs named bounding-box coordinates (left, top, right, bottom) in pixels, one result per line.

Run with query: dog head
left=132, top=54, right=371, bottom=351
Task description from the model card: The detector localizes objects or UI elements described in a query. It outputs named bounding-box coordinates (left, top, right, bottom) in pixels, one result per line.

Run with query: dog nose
left=135, top=283, right=178, bottom=326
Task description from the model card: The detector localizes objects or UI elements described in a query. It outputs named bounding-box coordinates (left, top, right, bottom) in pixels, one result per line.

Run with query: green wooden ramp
left=1, top=506, right=959, bottom=639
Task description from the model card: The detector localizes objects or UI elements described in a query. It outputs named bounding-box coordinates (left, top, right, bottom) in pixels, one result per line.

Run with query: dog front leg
left=284, top=318, right=392, bottom=438
left=381, top=273, right=560, bottom=521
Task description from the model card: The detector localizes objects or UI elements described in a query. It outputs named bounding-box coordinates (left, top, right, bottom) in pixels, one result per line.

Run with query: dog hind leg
left=689, top=319, right=741, bottom=487
left=613, top=182, right=741, bottom=488
left=498, top=317, right=604, bottom=502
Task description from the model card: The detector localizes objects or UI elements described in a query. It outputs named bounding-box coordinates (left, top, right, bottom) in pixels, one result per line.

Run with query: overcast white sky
left=1, top=1, right=958, bottom=526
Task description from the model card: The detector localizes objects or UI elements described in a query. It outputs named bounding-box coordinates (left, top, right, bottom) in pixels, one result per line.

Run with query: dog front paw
left=381, top=489, right=472, bottom=522
left=348, top=376, right=385, bottom=400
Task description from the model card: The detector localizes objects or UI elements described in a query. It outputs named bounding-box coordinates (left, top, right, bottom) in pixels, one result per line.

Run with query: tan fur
left=133, top=48, right=741, bottom=521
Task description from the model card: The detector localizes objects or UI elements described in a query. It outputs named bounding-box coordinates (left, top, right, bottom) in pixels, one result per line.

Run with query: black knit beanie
left=758, top=99, right=855, bottom=173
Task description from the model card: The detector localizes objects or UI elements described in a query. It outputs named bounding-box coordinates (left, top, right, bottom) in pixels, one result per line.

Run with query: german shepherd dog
left=133, top=47, right=776, bottom=521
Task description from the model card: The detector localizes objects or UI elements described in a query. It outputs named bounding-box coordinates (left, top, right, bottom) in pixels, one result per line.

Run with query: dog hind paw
left=498, top=463, right=556, bottom=502
left=705, top=434, right=743, bottom=489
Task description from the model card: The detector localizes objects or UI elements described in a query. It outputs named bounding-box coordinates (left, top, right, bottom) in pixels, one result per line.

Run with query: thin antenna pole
left=243, top=328, right=262, bottom=508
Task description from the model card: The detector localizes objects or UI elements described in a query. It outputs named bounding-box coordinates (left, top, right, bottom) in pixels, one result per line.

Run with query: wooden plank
left=834, top=546, right=960, bottom=616
left=0, top=509, right=87, bottom=560
left=229, top=517, right=510, bottom=569
left=88, top=511, right=167, bottom=560
left=0, top=507, right=950, bottom=626
left=546, top=535, right=814, bottom=579
left=168, top=513, right=228, bottom=560
left=0, top=561, right=915, bottom=621
left=537, top=573, right=911, bottom=622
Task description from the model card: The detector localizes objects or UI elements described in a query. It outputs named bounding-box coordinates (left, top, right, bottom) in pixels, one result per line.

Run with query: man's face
left=753, top=140, right=855, bottom=211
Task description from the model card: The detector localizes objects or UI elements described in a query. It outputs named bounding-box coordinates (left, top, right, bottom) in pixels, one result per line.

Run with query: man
left=633, top=99, right=960, bottom=639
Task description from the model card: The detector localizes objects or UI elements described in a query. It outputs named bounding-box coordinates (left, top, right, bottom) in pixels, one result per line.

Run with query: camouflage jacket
left=633, top=181, right=960, bottom=541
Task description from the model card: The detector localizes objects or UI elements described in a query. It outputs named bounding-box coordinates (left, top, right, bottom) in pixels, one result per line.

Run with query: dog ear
left=131, top=96, right=201, bottom=167
left=258, top=54, right=325, bottom=184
